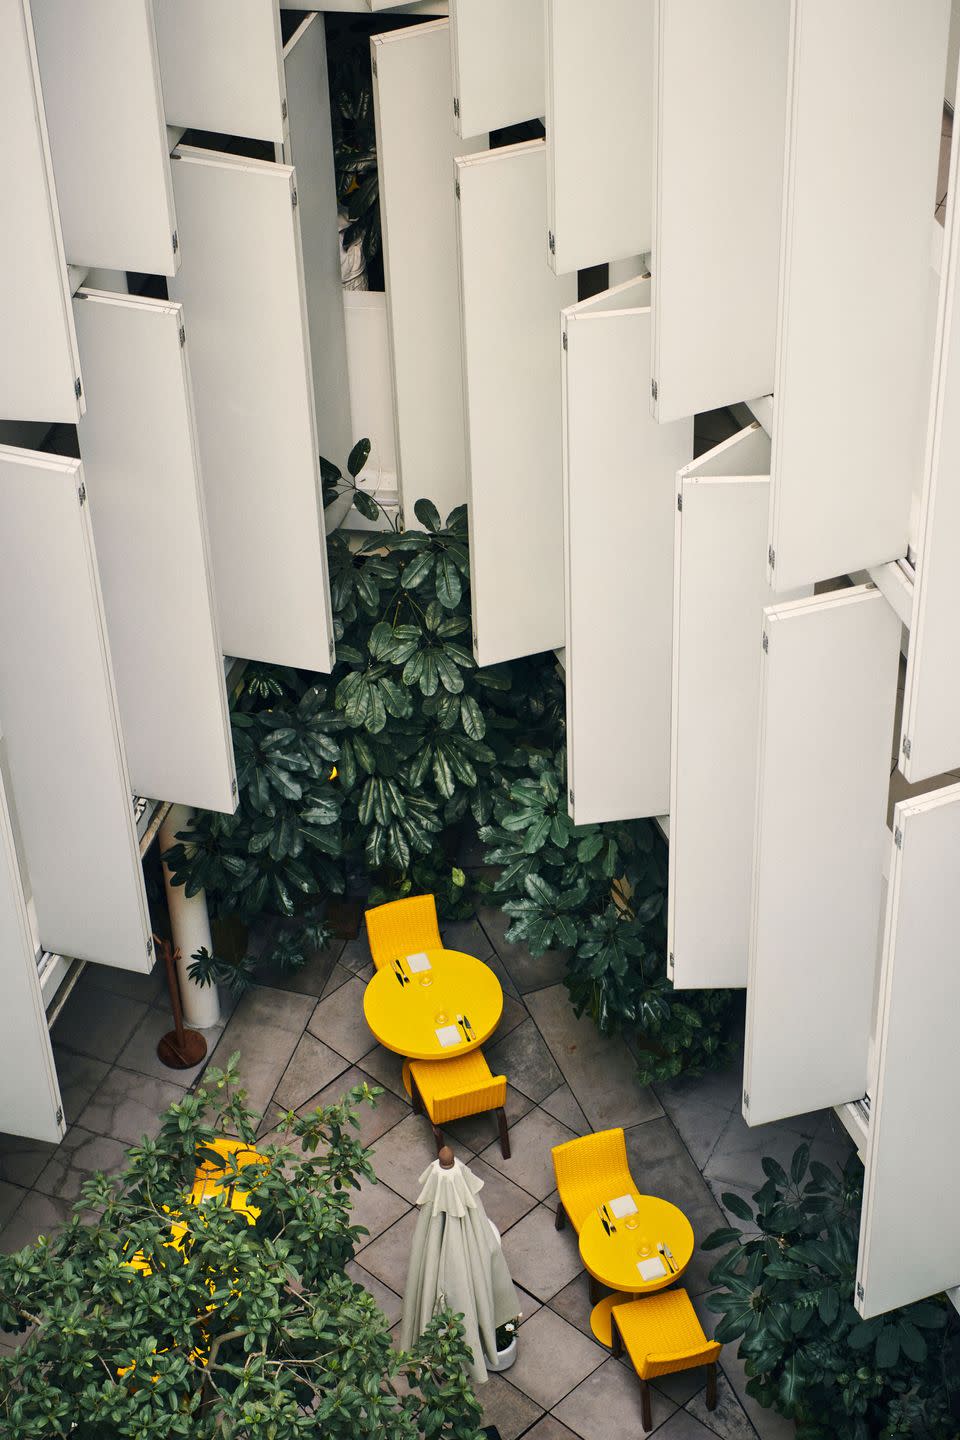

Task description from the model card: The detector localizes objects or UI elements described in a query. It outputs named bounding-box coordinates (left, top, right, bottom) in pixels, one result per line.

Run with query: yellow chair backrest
left=365, top=894, right=442, bottom=972
left=552, top=1127, right=632, bottom=1231
left=641, top=1340, right=722, bottom=1381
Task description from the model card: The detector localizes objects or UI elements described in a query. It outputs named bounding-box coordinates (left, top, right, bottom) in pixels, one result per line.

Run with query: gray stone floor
left=0, top=908, right=855, bottom=1439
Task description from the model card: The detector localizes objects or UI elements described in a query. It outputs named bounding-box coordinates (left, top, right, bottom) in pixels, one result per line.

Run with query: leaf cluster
left=0, top=1058, right=485, bottom=1440
left=703, top=1146, right=960, bottom=1439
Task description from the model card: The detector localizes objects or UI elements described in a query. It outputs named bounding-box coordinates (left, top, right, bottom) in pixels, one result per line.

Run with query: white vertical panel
left=0, top=735, right=64, bottom=1144
left=32, top=0, right=177, bottom=274
left=74, top=290, right=236, bottom=813
left=563, top=279, right=691, bottom=824
left=546, top=0, right=654, bottom=276
left=669, top=426, right=772, bottom=989
left=0, top=448, right=152, bottom=972
left=343, top=290, right=397, bottom=488
left=280, top=14, right=352, bottom=473
left=153, top=0, right=287, bottom=143
left=651, top=0, right=788, bottom=421
left=0, top=0, right=82, bottom=423
left=169, top=148, right=334, bottom=671
left=373, top=21, right=485, bottom=527
left=456, top=142, right=577, bottom=665
left=769, top=0, right=948, bottom=590
left=856, top=786, right=960, bottom=1317
left=450, top=0, right=545, bottom=139
left=901, top=93, right=960, bottom=781
left=744, top=587, right=900, bottom=1124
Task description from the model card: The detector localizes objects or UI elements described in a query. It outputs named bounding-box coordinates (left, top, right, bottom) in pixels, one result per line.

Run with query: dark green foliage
left=480, top=747, right=738, bottom=1085
left=704, top=1146, right=960, bottom=1439
left=0, top=1058, right=484, bottom=1439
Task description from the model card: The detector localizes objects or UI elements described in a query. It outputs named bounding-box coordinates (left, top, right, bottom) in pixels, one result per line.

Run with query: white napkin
left=435, top=1025, right=462, bottom=1048
left=637, top=1256, right=667, bottom=1282
left=608, top=1194, right=637, bottom=1219
left=406, top=952, right=431, bottom=972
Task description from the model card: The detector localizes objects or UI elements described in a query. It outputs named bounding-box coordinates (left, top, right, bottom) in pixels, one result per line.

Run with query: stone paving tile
left=355, top=1207, right=420, bottom=1293
left=546, top=1273, right=596, bottom=1341
left=444, top=1085, right=533, bottom=1154
left=273, top=1033, right=350, bottom=1113
left=655, top=1411, right=723, bottom=1439
left=478, top=1372, right=544, bottom=1440
left=51, top=1048, right=110, bottom=1127
left=345, top=1259, right=403, bottom=1326
left=476, top=906, right=569, bottom=995
left=117, top=1008, right=224, bottom=1087
left=507, top=1306, right=606, bottom=1410
left=0, top=1133, right=59, bottom=1190
left=526, top=985, right=664, bottom=1132
left=358, top=1044, right=409, bottom=1101
left=0, top=1191, right=73, bottom=1254
left=539, top=1083, right=590, bottom=1137
left=307, top=976, right=376, bottom=1063
left=480, top=1108, right=576, bottom=1199
left=501, top=1203, right=584, bottom=1303
left=84, top=960, right=166, bottom=1005
left=0, top=1183, right=24, bottom=1231
left=485, top=1018, right=564, bottom=1104
left=339, top=934, right=374, bottom=973
left=554, top=1354, right=678, bottom=1439
left=663, top=1097, right=733, bottom=1171
left=52, top=981, right=148, bottom=1065
left=686, top=1370, right=756, bottom=1440
left=205, top=985, right=315, bottom=1117
left=319, top=962, right=355, bottom=999
left=369, top=1112, right=473, bottom=1203
left=468, top=1156, right=538, bottom=1236
left=441, top=916, right=495, bottom=960
left=78, top=1068, right=187, bottom=1145
left=652, top=1366, right=708, bottom=1407
left=514, top=1284, right=543, bottom=1326
left=298, top=1065, right=410, bottom=1149
left=703, top=1109, right=849, bottom=1194
left=490, top=992, right=529, bottom=1044
left=349, top=1172, right=411, bottom=1245
left=522, top=1417, right=581, bottom=1440
left=33, top=1127, right=127, bottom=1203
left=255, top=937, right=345, bottom=997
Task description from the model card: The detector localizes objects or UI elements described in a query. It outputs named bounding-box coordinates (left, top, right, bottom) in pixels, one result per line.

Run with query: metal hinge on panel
left=768, top=544, right=776, bottom=570
left=291, top=186, right=298, bottom=208
left=548, top=231, right=556, bottom=254
left=667, top=951, right=674, bottom=973
left=178, top=325, right=186, bottom=347
left=902, top=736, right=912, bottom=760
left=569, top=789, right=575, bottom=807
left=231, top=777, right=238, bottom=797
left=329, top=639, right=336, bottom=665
left=146, top=936, right=154, bottom=957
left=856, top=1282, right=864, bottom=1301
left=562, top=330, right=568, bottom=351
left=677, top=493, right=683, bottom=512
left=371, top=57, right=377, bottom=77
left=74, top=376, right=83, bottom=400
left=55, top=1106, right=63, bottom=1126
left=455, top=179, right=461, bottom=201
left=894, top=826, right=903, bottom=850
left=762, top=632, right=769, bottom=653
left=77, top=482, right=86, bottom=507
left=453, top=96, right=460, bottom=118
left=172, top=229, right=179, bottom=254
left=651, top=379, right=658, bottom=401
left=743, top=1090, right=750, bottom=1110
left=281, top=98, right=288, bottom=122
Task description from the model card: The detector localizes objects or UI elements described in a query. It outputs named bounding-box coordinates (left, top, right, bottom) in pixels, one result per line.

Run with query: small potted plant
left=487, top=1317, right=520, bottom=1372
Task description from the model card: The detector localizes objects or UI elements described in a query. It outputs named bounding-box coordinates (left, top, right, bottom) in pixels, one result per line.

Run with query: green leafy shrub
left=0, top=1058, right=484, bottom=1440
left=480, top=747, right=737, bottom=1084
left=704, top=1145, right=960, bottom=1440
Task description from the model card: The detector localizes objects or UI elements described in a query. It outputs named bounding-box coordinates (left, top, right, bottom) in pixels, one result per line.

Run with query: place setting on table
left=362, top=942, right=503, bottom=1061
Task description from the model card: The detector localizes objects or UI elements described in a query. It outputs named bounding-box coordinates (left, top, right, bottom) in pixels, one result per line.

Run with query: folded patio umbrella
left=399, top=1153, right=520, bottom=1384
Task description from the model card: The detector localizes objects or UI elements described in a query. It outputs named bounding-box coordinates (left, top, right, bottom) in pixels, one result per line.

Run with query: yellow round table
left=362, top=947, right=503, bottom=1060
left=578, top=1192, right=694, bottom=1345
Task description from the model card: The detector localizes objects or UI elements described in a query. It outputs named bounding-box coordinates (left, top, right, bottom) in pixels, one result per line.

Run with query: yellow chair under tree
left=365, top=894, right=442, bottom=972
left=552, top=1127, right=636, bottom=1233
left=611, top=1290, right=721, bottom=1432
left=409, top=1049, right=510, bottom=1159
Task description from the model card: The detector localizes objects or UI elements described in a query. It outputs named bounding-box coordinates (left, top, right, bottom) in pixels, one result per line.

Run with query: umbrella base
left=157, top=1029, right=207, bottom=1069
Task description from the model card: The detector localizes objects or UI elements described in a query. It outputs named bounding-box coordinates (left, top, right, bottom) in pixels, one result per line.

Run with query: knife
left=598, top=1207, right=610, bottom=1236
left=663, top=1243, right=677, bottom=1273
left=601, top=1203, right=616, bottom=1233
left=393, top=966, right=404, bottom=988
left=394, top=959, right=409, bottom=985
left=462, top=1013, right=474, bottom=1039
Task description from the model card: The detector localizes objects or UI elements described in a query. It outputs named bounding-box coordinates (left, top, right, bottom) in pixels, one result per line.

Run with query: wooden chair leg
left=639, top=1377, right=652, bottom=1432
left=555, top=1201, right=566, bottom=1231
left=496, top=1107, right=511, bottom=1160
left=706, top=1362, right=718, bottom=1411
left=610, top=1314, right=623, bottom=1360
left=409, top=1073, right=423, bottom=1114
left=588, top=1273, right=604, bottom=1305
left=431, top=1123, right=443, bottom=1153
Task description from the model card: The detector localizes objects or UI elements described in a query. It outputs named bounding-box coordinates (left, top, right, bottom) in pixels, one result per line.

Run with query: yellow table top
left=362, top=947, right=503, bottom=1060
left=579, top=1192, right=694, bottom=1295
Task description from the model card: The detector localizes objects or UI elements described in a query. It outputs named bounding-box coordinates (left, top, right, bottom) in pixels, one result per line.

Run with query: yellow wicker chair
left=612, top=1290, right=721, bottom=1432
left=409, top=1049, right=510, bottom=1158
left=551, top=1127, right=636, bottom=1234
left=364, top=894, right=443, bottom=972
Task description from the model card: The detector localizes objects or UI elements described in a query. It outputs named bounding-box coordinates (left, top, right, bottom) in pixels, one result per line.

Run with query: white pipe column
left=158, top=804, right=221, bottom=1029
